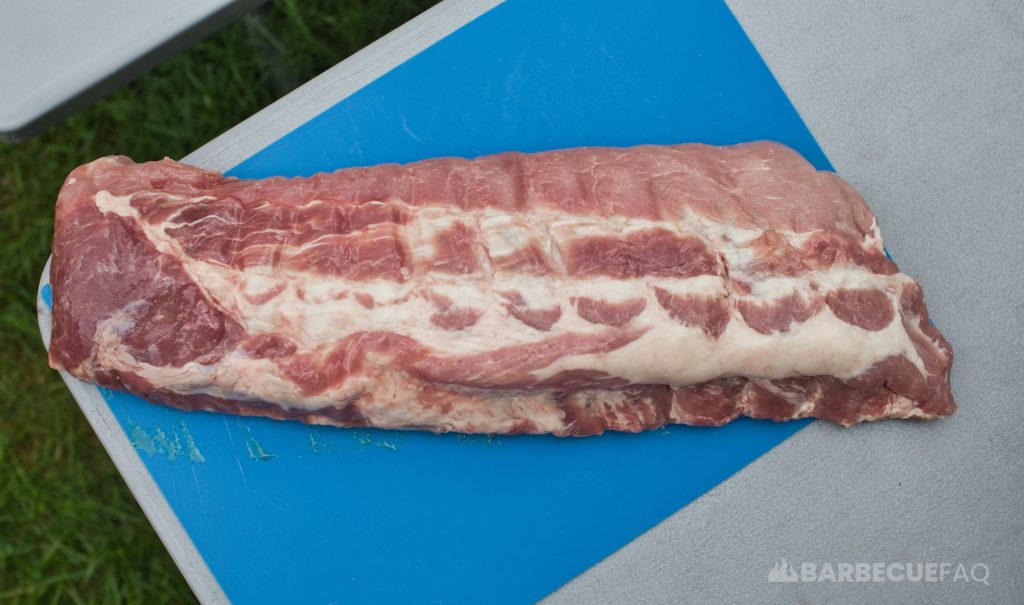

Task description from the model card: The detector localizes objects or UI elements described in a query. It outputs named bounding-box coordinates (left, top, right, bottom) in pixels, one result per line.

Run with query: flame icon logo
left=767, top=557, right=799, bottom=582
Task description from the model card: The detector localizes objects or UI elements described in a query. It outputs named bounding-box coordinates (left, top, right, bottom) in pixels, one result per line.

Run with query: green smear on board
left=129, top=425, right=157, bottom=455
left=128, top=423, right=191, bottom=462
left=308, top=428, right=331, bottom=455
left=351, top=430, right=396, bottom=451
left=457, top=433, right=503, bottom=447
left=179, top=422, right=206, bottom=463
left=152, top=427, right=183, bottom=462
left=240, top=422, right=276, bottom=462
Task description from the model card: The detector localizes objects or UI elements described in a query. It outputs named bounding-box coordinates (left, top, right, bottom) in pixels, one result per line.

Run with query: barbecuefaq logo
left=767, top=558, right=989, bottom=585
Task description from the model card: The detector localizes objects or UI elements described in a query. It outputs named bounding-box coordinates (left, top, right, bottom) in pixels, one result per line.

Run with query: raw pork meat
left=48, top=142, right=955, bottom=435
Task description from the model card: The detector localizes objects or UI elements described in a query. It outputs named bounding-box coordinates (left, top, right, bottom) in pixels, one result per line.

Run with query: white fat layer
left=479, top=211, right=531, bottom=257
left=533, top=283, right=921, bottom=384
left=90, top=190, right=923, bottom=413
left=405, top=207, right=457, bottom=266
left=94, top=191, right=135, bottom=217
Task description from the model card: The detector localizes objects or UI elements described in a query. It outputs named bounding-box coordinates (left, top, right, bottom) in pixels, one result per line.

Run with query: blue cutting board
left=49, top=1, right=831, bottom=602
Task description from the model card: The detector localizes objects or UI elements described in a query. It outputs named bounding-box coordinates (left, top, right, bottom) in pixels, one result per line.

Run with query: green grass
left=0, top=1, right=437, bottom=601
